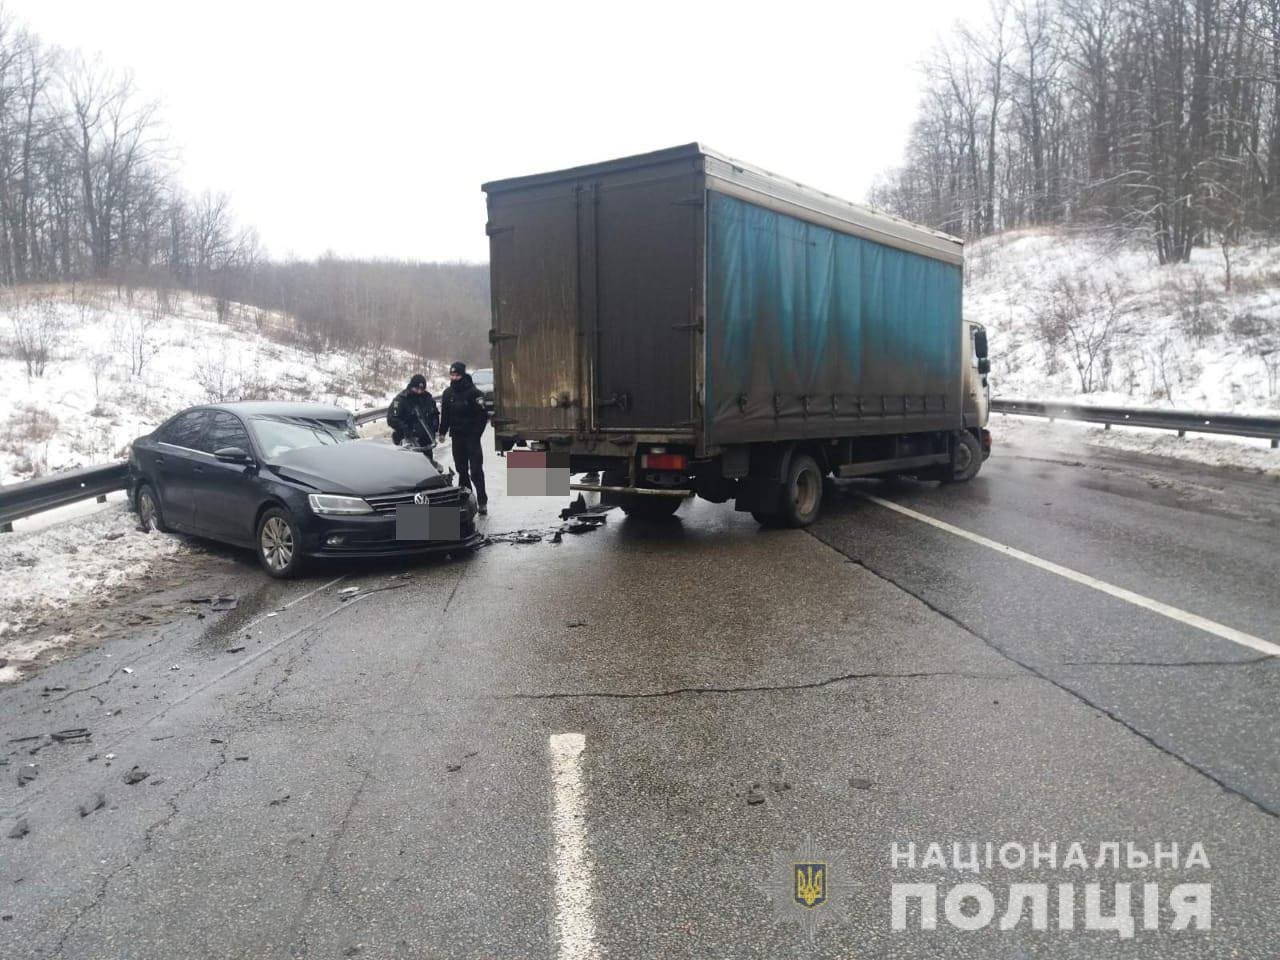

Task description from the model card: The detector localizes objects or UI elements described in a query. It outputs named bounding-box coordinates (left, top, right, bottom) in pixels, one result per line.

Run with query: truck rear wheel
left=602, top=471, right=682, bottom=520
left=779, top=453, right=824, bottom=527
left=619, top=496, right=682, bottom=520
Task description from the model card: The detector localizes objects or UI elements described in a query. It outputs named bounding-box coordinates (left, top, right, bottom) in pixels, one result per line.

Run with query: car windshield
left=472, top=368, right=493, bottom=386
left=251, top=417, right=357, bottom=459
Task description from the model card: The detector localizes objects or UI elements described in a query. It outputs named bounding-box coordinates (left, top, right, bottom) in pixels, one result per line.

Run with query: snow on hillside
left=0, top=286, right=444, bottom=485
left=966, top=229, right=1280, bottom=414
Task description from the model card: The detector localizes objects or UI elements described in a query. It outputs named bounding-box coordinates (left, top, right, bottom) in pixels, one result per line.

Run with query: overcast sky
left=9, top=0, right=987, bottom=263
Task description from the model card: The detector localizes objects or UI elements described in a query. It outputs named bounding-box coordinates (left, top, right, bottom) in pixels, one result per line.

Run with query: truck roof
left=482, top=143, right=963, bottom=266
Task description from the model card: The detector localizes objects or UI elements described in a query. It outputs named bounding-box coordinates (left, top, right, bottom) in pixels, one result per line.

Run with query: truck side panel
left=705, top=191, right=963, bottom=446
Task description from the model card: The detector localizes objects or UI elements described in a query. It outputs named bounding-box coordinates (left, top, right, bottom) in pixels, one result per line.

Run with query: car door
left=189, top=411, right=262, bottom=545
left=153, top=409, right=213, bottom=530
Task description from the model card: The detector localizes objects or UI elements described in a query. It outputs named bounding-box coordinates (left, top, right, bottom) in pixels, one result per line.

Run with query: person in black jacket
left=387, top=374, right=440, bottom=447
left=438, top=361, right=489, bottom=513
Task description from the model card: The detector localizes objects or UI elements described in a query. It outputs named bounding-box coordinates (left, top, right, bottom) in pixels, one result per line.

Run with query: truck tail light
left=641, top=453, right=688, bottom=471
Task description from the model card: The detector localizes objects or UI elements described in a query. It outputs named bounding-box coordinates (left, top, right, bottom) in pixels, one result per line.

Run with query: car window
left=205, top=412, right=252, bottom=453
left=472, top=369, right=494, bottom=387
left=250, top=417, right=358, bottom=459
left=159, top=410, right=212, bottom=451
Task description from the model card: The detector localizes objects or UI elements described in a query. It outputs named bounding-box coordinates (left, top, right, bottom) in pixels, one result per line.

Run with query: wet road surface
left=1, top=428, right=1277, bottom=958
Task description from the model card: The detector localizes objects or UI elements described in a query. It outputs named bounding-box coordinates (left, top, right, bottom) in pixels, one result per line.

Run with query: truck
left=481, top=143, right=991, bottom=526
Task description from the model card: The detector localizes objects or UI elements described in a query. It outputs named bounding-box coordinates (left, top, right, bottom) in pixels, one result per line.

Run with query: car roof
left=202, top=401, right=352, bottom=420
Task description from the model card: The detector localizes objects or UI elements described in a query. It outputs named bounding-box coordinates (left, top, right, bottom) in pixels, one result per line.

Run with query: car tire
left=256, top=506, right=306, bottom=579
left=778, top=454, right=824, bottom=528
left=945, top=430, right=983, bottom=483
left=136, top=483, right=169, bottom=533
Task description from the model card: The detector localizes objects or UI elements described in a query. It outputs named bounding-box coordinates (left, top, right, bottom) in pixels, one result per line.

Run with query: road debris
left=123, top=766, right=150, bottom=785
left=848, top=777, right=873, bottom=790
left=50, top=728, right=91, bottom=744
left=226, top=646, right=246, bottom=654
left=7, top=819, right=29, bottom=840
left=188, top=595, right=239, bottom=612
left=268, top=794, right=290, bottom=806
left=122, top=667, right=133, bottom=674
left=445, top=763, right=462, bottom=773
left=338, top=586, right=361, bottom=599
left=16, top=765, right=38, bottom=787
left=745, top=783, right=766, bottom=806
left=77, top=791, right=107, bottom=817
left=566, top=619, right=587, bottom=628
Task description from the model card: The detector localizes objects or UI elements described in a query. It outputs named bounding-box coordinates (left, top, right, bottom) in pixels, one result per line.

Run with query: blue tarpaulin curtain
left=706, top=192, right=962, bottom=440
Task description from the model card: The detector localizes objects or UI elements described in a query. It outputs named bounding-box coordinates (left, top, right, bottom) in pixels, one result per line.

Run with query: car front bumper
left=299, top=502, right=481, bottom=559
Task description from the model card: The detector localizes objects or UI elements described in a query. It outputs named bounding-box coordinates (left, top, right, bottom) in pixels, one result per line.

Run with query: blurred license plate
left=395, top=504, right=459, bottom=541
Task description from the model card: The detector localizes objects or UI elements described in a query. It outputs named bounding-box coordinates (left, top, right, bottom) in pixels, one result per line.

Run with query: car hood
left=266, top=440, right=449, bottom=497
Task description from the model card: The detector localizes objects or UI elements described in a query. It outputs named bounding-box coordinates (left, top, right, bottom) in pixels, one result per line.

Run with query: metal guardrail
left=0, top=406, right=392, bottom=532
left=0, top=462, right=131, bottom=530
left=991, top=398, right=1280, bottom=448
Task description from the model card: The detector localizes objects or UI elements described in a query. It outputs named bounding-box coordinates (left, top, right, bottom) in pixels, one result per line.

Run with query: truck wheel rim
left=261, top=517, right=294, bottom=570
left=794, top=468, right=819, bottom=516
left=955, top=442, right=973, bottom=474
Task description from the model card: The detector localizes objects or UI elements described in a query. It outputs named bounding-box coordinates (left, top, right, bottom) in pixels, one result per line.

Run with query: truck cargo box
left=482, top=143, right=965, bottom=456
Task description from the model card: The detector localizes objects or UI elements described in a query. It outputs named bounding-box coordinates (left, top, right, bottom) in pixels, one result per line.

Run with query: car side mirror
left=215, top=446, right=254, bottom=465
left=978, top=358, right=991, bottom=375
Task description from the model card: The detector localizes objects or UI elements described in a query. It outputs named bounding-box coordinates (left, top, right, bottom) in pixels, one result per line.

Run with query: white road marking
left=548, top=732, right=600, bottom=960
left=862, top=494, right=1280, bottom=658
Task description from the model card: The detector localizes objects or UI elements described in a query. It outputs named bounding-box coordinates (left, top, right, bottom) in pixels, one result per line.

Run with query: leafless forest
left=870, top=0, right=1280, bottom=263
left=0, top=12, right=489, bottom=364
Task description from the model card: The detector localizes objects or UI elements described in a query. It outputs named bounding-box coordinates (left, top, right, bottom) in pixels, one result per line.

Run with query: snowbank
left=0, top=286, right=440, bottom=484
left=991, top=412, right=1280, bottom=478
left=0, top=501, right=188, bottom=665
left=967, top=229, right=1280, bottom=414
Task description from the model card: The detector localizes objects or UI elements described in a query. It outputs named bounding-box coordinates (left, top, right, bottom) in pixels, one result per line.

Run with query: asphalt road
left=1, top=426, right=1277, bottom=958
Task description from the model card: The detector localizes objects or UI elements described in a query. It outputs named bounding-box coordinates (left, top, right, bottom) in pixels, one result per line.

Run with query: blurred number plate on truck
left=395, top=504, right=460, bottom=541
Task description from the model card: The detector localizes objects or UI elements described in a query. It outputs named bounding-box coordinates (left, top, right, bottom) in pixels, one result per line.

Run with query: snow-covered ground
left=0, top=285, right=442, bottom=485
left=991, top=412, right=1280, bottom=478
left=967, top=229, right=1280, bottom=414
left=0, top=500, right=190, bottom=679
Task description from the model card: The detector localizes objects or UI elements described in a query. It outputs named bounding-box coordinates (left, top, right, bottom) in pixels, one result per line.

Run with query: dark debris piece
left=78, top=791, right=107, bottom=818
left=123, top=766, right=150, bottom=785
left=50, top=728, right=91, bottom=744
left=16, top=766, right=38, bottom=787
left=7, top=819, right=29, bottom=840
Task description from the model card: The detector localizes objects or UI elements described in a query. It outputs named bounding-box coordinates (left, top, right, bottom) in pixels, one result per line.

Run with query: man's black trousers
left=451, top=433, right=487, bottom=505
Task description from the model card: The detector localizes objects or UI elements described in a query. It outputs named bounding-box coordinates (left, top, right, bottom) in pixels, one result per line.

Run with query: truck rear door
left=591, top=174, right=698, bottom=431
left=487, top=187, right=583, bottom=436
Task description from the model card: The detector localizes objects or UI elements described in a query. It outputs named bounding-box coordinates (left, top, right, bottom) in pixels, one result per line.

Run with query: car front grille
left=365, top=487, right=464, bottom=514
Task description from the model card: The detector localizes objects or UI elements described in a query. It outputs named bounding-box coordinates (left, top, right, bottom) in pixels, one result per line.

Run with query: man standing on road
left=439, top=361, right=489, bottom=515
left=387, top=373, right=440, bottom=447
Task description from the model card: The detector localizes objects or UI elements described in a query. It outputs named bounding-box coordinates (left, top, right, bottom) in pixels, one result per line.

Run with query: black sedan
left=128, top=402, right=480, bottom=577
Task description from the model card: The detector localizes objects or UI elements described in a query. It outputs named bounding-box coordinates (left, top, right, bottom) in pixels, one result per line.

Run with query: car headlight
left=307, top=494, right=373, bottom=515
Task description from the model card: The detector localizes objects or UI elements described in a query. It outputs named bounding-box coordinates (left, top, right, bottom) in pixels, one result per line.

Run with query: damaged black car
left=127, top=402, right=480, bottom=577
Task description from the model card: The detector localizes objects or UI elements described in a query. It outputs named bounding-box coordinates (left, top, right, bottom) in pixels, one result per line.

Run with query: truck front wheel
left=946, top=430, right=983, bottom=483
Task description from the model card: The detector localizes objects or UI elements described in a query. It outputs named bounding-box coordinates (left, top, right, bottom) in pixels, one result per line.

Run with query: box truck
left=482, top=144, right=990, bottom=525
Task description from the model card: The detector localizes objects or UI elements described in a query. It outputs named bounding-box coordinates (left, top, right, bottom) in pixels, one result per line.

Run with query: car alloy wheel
left=137, top=485, right=167, bottom=533
left=260, top=515, right=295, bottom=573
